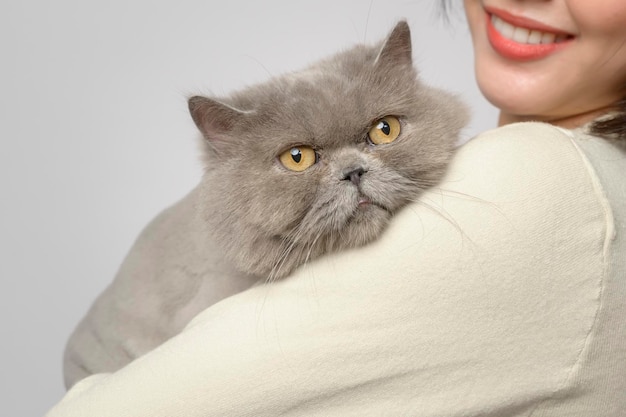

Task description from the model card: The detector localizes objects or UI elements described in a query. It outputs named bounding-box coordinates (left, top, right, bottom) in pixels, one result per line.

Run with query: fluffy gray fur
left=63, top=21, right=467, bottom=389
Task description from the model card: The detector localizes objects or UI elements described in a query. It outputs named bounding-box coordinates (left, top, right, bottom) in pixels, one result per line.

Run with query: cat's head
left=188, top=21, right=467, bottom=278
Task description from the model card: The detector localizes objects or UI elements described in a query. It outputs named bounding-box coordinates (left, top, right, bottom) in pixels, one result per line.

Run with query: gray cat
left=63, top=21, right=467, bottom=388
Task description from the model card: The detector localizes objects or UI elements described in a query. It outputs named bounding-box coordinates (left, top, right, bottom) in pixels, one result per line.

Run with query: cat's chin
left=338, top=203, right=391, bottom=248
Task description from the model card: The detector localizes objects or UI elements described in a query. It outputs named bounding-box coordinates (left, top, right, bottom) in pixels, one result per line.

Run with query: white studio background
left=0, top=1, right=497, bottom=415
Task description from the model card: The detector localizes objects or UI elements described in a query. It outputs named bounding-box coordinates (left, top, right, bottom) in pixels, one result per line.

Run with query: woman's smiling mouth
left=485, top=7, right=575, bottom=60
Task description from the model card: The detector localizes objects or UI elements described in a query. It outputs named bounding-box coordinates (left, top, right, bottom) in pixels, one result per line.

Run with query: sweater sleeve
left=46, top=122, right=610, bottom=417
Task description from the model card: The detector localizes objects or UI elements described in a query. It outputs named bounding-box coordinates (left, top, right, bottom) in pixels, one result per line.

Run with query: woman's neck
left=498, top=106, right=616, bottom=129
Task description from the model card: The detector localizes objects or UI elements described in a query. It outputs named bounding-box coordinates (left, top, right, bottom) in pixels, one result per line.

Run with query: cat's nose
left=342, top=167, right=366, bottom=187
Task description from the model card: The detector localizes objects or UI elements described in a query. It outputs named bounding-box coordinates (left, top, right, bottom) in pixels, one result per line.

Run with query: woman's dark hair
left=439, top=1, right=626, bottom=142
left=590, top=99, right=626, bottom=141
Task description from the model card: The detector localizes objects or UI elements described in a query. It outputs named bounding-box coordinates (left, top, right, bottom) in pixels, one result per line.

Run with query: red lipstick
left=485, top=7, right=574, bottom=61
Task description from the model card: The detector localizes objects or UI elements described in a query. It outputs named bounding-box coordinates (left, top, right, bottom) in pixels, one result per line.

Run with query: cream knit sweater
left=47, top=122, right=626, bottom=416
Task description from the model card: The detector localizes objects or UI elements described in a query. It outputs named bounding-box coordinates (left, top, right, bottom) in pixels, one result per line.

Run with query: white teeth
left=492, top=14, right=515, bottom=38
left=491, top=14, right=568, bottom=45
left=512, top=27, right=530, bottom=43
left=541, top=33, right=556, bottom=44
left=528, top=30, right=542, bottom=44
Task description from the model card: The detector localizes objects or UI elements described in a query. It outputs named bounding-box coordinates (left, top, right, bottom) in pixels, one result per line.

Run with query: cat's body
left=63, top=22, right=467, bottom=388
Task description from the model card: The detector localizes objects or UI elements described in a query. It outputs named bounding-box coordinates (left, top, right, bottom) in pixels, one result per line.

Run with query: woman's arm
left=47, top=123, right=610, bottom=416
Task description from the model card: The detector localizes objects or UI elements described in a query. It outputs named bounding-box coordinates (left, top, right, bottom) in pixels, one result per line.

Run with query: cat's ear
left=188, top=96, right=248, bottom=155
left=375, top=21, right=412, bottom=67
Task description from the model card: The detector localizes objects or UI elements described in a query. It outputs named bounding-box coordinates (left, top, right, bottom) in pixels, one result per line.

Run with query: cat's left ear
left=375, top=21, right=413, bottom=67
left=188, top=96, right=248, bottom=156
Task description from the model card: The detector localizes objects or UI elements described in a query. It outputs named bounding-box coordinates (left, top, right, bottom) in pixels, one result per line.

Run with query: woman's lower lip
left=485, top=12, right=572, bottom=61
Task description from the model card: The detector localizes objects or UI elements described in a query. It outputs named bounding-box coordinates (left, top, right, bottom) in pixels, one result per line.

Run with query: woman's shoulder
left=458, top=121, right=580, bottom=170
left=444, top=122, right=588, bottom=199
left=458, top=120, right=623, bottom=173
left=452, top=121, right=624, bottom=211
left=434, top=121, right=616, bottom=268
left=448, top=122, right=617, bottom=207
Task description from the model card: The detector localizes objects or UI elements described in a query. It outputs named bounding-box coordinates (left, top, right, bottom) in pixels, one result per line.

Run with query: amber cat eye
left=279, top=146, right=318, bottom=172
left=368, top=116, right=401, bottom=145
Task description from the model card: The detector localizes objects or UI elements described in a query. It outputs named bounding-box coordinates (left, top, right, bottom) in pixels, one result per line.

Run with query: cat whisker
left=363, top=0, right=376, bottom=42
left=267, top=222, right=309, bottom=284
left=408, top=196, right=478, bottom=252
left=241, top=54, right=275, bottom=80
left=265, top=192, right=335, bottom=284
left=303, top=228, right=325, bottom=268
left=431, top=187, right=511, bottom=219
left=267, top=239, right=297, bottom=284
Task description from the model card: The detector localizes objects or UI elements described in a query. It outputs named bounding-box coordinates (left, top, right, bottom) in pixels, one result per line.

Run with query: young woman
left=463, top=0, right=626, bottom=132
left=47, top=1, right=626, bottom=415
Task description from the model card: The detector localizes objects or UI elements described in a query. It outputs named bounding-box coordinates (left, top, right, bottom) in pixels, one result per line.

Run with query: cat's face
left=189, top=22, right=467, bottom=278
